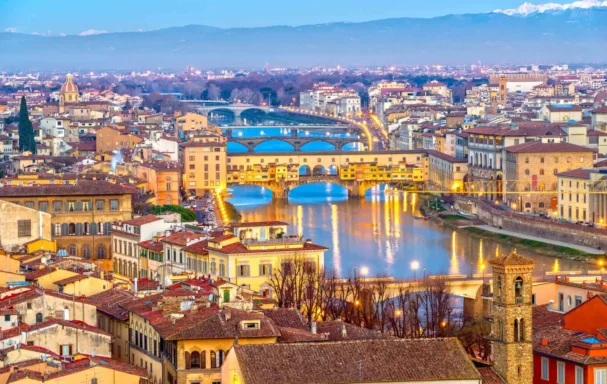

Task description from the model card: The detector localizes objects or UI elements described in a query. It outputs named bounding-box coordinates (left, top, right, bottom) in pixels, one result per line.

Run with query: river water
left=225, top=126, right=583, bottom=279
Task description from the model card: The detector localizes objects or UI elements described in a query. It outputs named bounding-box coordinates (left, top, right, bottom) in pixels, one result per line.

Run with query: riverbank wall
left=455, top=197, right=607, bottom=251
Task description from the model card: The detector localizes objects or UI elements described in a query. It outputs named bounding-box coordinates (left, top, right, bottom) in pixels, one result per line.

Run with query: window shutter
left=75, top=201, right=82, bottom=211
left=185, top=352, right=191, bottom=369
left=268, top=264, right=272, bottom=276
left=90, top=223, right=97, bottom=235
left=68, top=345, right=73, bottom=356
left=61, top=223, right=68, bottom=236
left=258, top=264, right=262, bottom=276
left=76, top=223, right=83, bottom=236
left=246, top=265, right=250, bottom=277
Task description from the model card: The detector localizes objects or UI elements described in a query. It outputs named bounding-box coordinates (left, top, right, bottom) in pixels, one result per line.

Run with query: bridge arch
left=300, top=140, right=337, bottom=152
left=207, top=108, right=236, bottom=124
left=288, top=181, right=349, bottom=198
left=252, top=139, right=295, bottom=152
left=299, top=164, right=312, bottom=176
left=312, top=165, right=326, bottom=176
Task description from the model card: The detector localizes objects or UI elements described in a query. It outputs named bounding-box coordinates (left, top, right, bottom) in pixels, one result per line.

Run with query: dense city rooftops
left=504, top=141, right=596, bottom=153
left=0, top=180, right=137, bottom=197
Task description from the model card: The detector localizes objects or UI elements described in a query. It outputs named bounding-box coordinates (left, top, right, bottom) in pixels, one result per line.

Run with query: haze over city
left=0, top=1, right=606, bottom=384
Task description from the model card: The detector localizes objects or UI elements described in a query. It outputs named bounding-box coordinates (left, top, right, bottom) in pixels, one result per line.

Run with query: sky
left=0, top=0, right=575, bottom=35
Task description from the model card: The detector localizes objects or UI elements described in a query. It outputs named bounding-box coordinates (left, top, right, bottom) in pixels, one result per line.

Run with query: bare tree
left=207, top=84, right=220, bottom=100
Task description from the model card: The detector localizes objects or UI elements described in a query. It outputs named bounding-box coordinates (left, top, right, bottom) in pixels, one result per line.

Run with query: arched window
left=538, top=202, right=545, bottom=208
left=525, top=157, right=529, bottom=164
left=499, top=320, right=504, bottom=341
left=84, top=222, right=89, bottom=235
left=68, top=245, right=77, bottom=256
left=524, top=169, right=530, bottom=176
left=82, top=245, right=91, bottom=259
left=539, top=169, right=544, bottom=176
left=519, top=318, right=525, bottom=342
left=97, top=245, right=106, bottom=259
left=68, top=223, right=76, bottom=235
left=525, top=202, right=531, bottom=209
left=210, top=351, right=217, bottom=369
left=515, top=276, right=524, bottom=300
left=514, top=319, right=520, bottom=342
left=36, top=312, right=43, bottom=324
left=190, top=351, right=201, bottom=369
left=98, top=222, right=104, bottom=235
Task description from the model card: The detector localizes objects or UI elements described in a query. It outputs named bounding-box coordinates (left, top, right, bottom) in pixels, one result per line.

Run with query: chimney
left=565, top=276, right=570, bottom=283
left=341, top=324, right=347, bottom=338
left=310, top=322, right=317, bottom=334
left=540, top=339, right=549, bottom=346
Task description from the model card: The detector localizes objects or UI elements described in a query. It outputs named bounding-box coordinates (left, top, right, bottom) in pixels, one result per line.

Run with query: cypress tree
left=18, top=96, right=36, bottom=154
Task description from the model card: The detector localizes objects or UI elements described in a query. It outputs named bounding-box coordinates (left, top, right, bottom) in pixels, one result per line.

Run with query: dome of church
left=61, top=73, right=78, bottom=94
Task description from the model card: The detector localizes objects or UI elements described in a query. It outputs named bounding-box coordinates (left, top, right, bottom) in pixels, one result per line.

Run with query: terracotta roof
left=87, top=289, right=135, bottom=321
left=505, top=141, right=595, bottom=154
left=588, top=130, right=607, bottom=136
left=139, top=161, right=181, bottom=171
left=0, top=181, right=136, bottom=197
left=26, top=319, right=111, bottom=337
left=123, top=215, right=161, bottom=226
left=556, top=169, right=591, bottom=179
left=427, top=150, right=468, bottom=163
left=160, top=231, right=205, bottom=246
left=234, top=338, right=480, bottom=384
left=183, top=240, right=209, bottom=255
left=139, top=239, right=163, bottom=253
left=159, top=308, right=280, bottom=341
left=53, top=274, right=87, bottom=286
left=489, top=251, right=535, bottom=266
left=261, top=308, right=307, bottom=330
left=278, top=327, right=327, bottom=343
left=24, top=267, right=56, bottom=281
left=477, top=367, right=506, bottom=384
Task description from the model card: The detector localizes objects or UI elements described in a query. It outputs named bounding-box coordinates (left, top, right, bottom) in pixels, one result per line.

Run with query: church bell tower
left=489, top=250, right=534, bottom=384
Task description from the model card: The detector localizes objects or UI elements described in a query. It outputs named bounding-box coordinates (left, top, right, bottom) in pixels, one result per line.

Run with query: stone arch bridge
left=226, top=129, right=366, bottom=152
left=192, top=104, right=271, bottom=124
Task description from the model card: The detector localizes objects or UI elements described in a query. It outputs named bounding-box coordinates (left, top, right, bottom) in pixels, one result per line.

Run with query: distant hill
left=1, top=8, right=606, bottom=71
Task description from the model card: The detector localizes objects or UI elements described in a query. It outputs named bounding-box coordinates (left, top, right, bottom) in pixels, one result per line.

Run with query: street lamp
left=360, top=266, right=369, bottom=277
left=411, top=260, right=420, bottom=280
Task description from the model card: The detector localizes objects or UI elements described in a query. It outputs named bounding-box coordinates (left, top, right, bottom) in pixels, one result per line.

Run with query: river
left=225, top=125, right=584, bottom=279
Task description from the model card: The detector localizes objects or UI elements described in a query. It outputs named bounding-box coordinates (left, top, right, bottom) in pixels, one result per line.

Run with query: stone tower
left=498, top=76, right=508, bottom=106
left=489, top=250, right=534, bottom=384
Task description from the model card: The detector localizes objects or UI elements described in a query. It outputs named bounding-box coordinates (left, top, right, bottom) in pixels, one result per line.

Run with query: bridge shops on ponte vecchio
left=226, top=150, right=428, bottom=198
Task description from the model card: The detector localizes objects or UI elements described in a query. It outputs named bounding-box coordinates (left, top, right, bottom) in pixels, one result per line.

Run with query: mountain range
left=1, top=7, right=606, bottom=71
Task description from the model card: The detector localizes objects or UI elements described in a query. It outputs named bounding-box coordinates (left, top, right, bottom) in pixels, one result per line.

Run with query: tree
left=207, top=84, right=220, bottom=100
left=18, top=96, right=36, bottom=154
left=456, top=318, right=492, bottom=361
left=123, top=99, right=132, bottom=111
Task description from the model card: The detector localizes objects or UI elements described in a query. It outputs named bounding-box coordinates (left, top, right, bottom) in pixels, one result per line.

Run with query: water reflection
left=227, top=184, right=584, bottom=279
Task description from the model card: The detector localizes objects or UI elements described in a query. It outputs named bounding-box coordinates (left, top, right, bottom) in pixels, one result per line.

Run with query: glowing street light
left=360, top=266, right=369, bottom=277
left=411, top=260, right=420, bottom=280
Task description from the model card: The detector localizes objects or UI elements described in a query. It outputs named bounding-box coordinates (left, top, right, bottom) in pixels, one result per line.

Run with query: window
left=61, top=344, right=72, bottom=356
left=575, top=296, right=583, bottom=307
left=259, top=264, right=272, bottom=276
left=237, top=264, right=250, bottom=277
left=110, top=199, right=119, bottom=211
left=525, top=169, right=530, bottom=175
left=53, top=201, right=62, bottom=212
left=539, top=169, right=544, bottom=175
left=96, top=200, right=104, bottom=211
left=541, top=357, right=549, bottom=380
left=596, top=368, right=607, bottom=384
left=25, top=201, right=34, bottom=209
left=18, top=220, right=32, bottom=237
left=557, top=361, right=565, bottom=384
left=39, top=201, right=48, bottom=212
left=575, top=366, right=584, bottom=384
